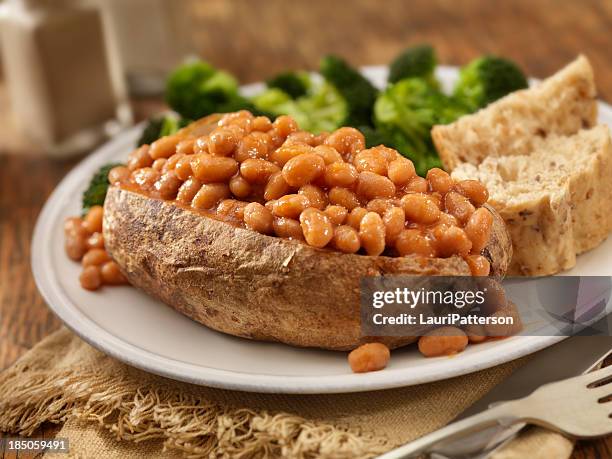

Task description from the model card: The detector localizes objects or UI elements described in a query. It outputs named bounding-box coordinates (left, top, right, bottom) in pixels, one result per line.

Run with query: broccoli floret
left=251, top=88, right=296, bottom=117
left=165, top=60, right=251, bottom=120
left=374, top=78, right=468, bottom=175
left=266, top=71, right=311, bottom=99
left=252, top=83, right=347, bottom=134
left=137, top=115, right=191, bottom=146
left=454, top=56, right=528, bottom=110
left=320, top=55, right=378, bottom=127
left=137, top=117, right=165, bottom=146
left=82, top=163, right=123, bottom=215
left=358, top=126, right=394, bottom=149
left=388, top=44, right=438, bottom=86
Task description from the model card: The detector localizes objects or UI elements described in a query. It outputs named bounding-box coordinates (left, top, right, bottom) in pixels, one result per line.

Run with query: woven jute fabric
left=0, top=328, right=573, bottom=458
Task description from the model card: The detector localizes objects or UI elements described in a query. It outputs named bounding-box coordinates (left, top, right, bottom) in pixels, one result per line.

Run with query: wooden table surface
left=1, top=0, right=611, bottom=457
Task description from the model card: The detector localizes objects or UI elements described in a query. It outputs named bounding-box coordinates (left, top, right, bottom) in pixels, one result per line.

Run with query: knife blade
left=426, top=330, right=612, bottom=458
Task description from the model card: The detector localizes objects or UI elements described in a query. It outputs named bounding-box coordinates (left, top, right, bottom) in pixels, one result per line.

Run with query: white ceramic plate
left=32, top=66, right=612, bottom=394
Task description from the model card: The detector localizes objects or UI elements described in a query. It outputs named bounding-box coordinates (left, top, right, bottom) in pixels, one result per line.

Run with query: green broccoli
left=137, top=117, right=165, bottom=146
left=453, top=56, right=528, bottom=110
left=374, top=78, right=469, bottom=175
left=252, top=83, right=347, bottom=134
left=388, top=44, right=438, bottom=86
left=82, top=163, right=123, bottom=215
left=358, top=125, right=394, bottom=149
left=319, top=55, right=378, bottom=127
left=165, top=60, right=251, bottom=120
left=266, top=71, right=311, bottom=99
left=137, top=115, right=191, bottom=146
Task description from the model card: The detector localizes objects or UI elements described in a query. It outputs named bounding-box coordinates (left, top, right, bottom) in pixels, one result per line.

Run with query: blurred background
left=1, top=0, right=611, bottom=155
left=1, top=0, right=612, bottom=380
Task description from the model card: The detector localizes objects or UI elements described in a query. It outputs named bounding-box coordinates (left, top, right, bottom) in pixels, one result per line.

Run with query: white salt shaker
left=0, top=0, right=132, bottom=156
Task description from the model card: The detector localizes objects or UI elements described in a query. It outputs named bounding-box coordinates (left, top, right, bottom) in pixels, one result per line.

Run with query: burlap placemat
left=0, top=328, right=573, bottom=458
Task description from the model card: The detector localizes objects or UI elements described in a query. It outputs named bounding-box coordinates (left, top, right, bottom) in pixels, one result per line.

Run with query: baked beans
left=383, top=207, right=405, bottom=244
left=240, top=158, right=280, bottom=184
left=454, top=180, right=489, bottom=206
left=192, top=154, right=239, bottom=183
left=324, top=205, right=348, bottom=225
left=332, top=225, right=361, bottom=253
left=314, top=145, right=343, bottom=164
left=299, top=208, right=334, bottom=248
left=217, top=199, right=247, bottom=222
left=354, top=149, right=388, bottom=175
left=264, top=172, right=291, bottom=201
left=207, top=127, right=239, bottom=156
left=434, top=225, right=472, bottom=257
left=132, top=167, right=160, bottom=191
left=154, top=171, right=182, bottom=200
left=127, top=145, right=153, bottom=171
left=324, top=162, right=358, bottom=188
left=174, top=156, right=193, bottom=180
left=465, top=254, right=491, bottom=276
left=273, top=217, right=304, bottom=240
left=192, top=183, right=230, bottom=210
left=427, top=168, right=454, bottom=194
left=149, top=135, right=181, bottom=160
left=328, top=187, right=360, bottom=210
left=324, top=127, right=365, bottom=159
left=401, top=194, right=440, bottom=224
left=100, top=261, right=128, bottom=285
left=282, top=153, right=325, bottom=187
left=418, top=327, right=469, bottom=357
left=464, top=208, right=493, bottom=253
left=176, top=138, right=195, bottom=155
left=388, top=158, right=416, bottom=186
left=272, top=194, right=310, bottom=219
left=273, top=115, right=298, bottom=138
left=235, top=131, right=271, bottom=161
left=120, top=111, right=492, bottom=261
left=80, top=265, right=102, bottom=291
left=243, top=202, right=274, bottom=234
left=359, top=212, right=386, bottom=256
left=298, top=184, right=328, bottom=210
left=229, top=174, right=251, bottom=198
left=108, top=166, right=130, bottom=185
left=65, top=209, right=130, bottom=291
left=348, top=343, right=390, bottom=373
left=82, top=248, right=110, bottom=267
left=395, top=229, right=436, bottom=257
left=356, top=172, right=396, bottom=200
left=341, top=208, right=367, bottom=234
left=177, top=177, right=204, bottom=204
left=152, top=158, right=167, bottom=171
left=444, top=191, right=475, bottom=223
left=405, top=176, right=428, bottom=193
left=84, top=206, right=104, bottom=233
left=87, top=232, right=104, bottom=250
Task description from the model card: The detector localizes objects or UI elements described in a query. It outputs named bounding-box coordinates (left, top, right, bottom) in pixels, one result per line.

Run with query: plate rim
left=32, top=65, right=612, bottom=394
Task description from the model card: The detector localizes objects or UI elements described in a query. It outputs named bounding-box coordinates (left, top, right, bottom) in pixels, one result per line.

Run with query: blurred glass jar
left=93, top=0, right=192, bottom=95
left=0, top=0, right=132, bottom=157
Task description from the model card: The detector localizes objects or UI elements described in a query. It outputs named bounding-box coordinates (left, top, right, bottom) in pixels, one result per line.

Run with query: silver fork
left=379, top=365, right=612, bottom=459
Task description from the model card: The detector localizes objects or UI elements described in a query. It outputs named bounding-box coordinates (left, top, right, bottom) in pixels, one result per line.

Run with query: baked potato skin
left=103, top=186, right=512, bottom=351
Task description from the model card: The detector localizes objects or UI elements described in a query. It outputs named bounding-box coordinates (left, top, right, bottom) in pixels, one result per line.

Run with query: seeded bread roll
left=432, top=56, right=598, bottom=171
left=451, top=126, right=612, bottom=276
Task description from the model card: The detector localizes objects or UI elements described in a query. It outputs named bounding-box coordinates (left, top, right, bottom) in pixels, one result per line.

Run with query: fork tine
left=587, top=365, right=612, bottom=388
